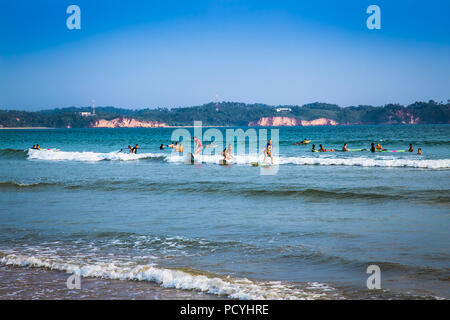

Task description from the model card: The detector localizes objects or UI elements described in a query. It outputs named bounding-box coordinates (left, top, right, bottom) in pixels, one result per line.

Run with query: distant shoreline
left=0, top=124, right=447, bottom=129
left=0, top=127, right=55, bottom=130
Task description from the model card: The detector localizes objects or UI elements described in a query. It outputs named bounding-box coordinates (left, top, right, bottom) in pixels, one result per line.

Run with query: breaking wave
left=167, top=154, right=450, bottom=170
left=27, top=149, right=164, bottom=162
left=22, top=149, right=450, bottom=169
left=0, top=252, right=339, bottom=300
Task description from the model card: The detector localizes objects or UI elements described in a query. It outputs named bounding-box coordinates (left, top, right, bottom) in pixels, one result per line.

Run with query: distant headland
left=0, top=100, right=448, bottom=128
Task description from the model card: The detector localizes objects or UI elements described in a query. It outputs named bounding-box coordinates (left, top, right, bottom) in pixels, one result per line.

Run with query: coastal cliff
left=91, top=117, right=168, bottom=128
left=248, top=117, right=338, bottom=127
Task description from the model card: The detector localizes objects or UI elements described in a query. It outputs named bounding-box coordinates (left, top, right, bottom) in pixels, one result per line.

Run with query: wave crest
left=0, top=252, right=339, bottom=300
left=27, top=149, right=165, bottom=162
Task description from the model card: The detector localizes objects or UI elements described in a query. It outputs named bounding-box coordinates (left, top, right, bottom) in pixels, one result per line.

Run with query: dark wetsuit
left=131, top=147, right=138, bottom=154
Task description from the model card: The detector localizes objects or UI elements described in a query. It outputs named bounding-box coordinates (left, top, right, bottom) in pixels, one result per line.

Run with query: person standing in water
left=131, top=144, right=140, bottom=154
left=370, top=142, right=376, bottom=153
left=222, top=147, right=228, bottom=161
left=192, top=136, right=203, bottom=155
left=263, top=139, right=274, bottom=164
left=408, top=144, right=414, bottom=152
left=311, top=144, right=316, bottom=152
left=417, top=148, right=422, bottom=155
left=342, top=143, right=349, bottom=152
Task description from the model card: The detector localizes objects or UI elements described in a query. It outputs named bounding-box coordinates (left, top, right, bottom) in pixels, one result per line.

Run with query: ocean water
left=0, top=125, right=449, bottom=300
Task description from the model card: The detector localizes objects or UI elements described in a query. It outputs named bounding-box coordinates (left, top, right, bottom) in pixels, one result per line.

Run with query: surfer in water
left=375, top=143, right=383, bottom=151
left=342, top=143, right=349, bottom=152
left=319, top=144, right=334, bottom=152
left=295, top=138, right=310, bottom=145
left=131, top=144, right=140, bottom=154
left=311, top=144, right=316, bottom=152
left=192, top=136, right=203, bottom=155
left=370, top=142, right=376, bottom=153
left=222, top=147, right=229, bottom=161
left=417, top=148, right=422, bottom=155
left=263, top=139, right=274, bottom=164
left=408, top=144, right=414, bottom=152
left=222, top=143, right=233, bottom=160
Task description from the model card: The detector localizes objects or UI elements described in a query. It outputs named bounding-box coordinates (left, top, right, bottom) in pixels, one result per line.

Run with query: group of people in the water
left=309, top=142, right=422, bottom=154
left=31, top=137, right=421, bottom=160
left=157, top=138, right=275, bottom=164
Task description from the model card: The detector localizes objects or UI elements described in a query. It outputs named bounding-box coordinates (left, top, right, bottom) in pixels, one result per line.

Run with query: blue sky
left=0, top=0, right=449, bottom=110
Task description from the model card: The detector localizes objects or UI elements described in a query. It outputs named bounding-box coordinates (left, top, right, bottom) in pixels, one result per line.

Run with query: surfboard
left=251, top=162, right=271, bottom=167
left=295, top=140, right=311, bottom=145
left=335, top=149, right=368, bottom=152
left=40, top=148, right=59, bottom=151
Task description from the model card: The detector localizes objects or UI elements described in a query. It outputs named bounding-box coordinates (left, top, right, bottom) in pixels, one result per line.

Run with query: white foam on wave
left=278, top=156, right=450, bottom=169
left=26, top=149, right=450, bottom=169
left=0, top=252, right=339, bottom=300
left=27, top=149, right=164, bottom=162
left=166, top=153, right=450, bottom=169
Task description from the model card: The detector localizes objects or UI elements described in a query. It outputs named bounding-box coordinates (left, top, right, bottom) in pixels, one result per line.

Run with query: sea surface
left=0, top=125, right=449, bottom=300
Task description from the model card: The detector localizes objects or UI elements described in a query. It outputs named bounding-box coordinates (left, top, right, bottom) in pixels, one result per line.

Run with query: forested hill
left=0, top=100, right=449, bottom=128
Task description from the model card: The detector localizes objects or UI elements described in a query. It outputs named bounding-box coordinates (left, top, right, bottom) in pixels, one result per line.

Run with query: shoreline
left=0, top=123, right=446, bottom=130
left=0, top=127, right=55, bottom=130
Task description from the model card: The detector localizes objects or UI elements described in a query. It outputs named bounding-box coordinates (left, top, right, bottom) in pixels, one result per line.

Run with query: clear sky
left=0, top=0, right=449, bottom=110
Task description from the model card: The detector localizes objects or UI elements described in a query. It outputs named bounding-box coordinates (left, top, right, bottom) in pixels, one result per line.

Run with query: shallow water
left=0, top=125, right=449, bottom=299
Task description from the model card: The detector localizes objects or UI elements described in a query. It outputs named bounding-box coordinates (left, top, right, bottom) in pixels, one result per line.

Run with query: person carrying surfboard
left=263, top=139, right=274, bottom=164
